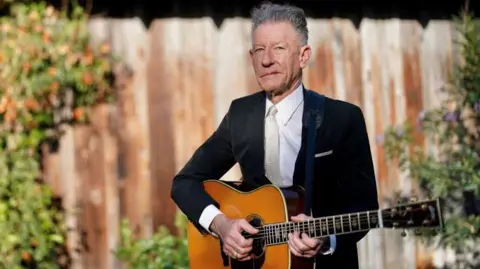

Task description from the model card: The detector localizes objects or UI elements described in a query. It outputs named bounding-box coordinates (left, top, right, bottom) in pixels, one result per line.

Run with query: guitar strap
left=303, top=90, right=325, bottom=215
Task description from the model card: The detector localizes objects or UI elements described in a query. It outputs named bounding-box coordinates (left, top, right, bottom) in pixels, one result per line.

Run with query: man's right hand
left=210, top=214, right=259, bottom=261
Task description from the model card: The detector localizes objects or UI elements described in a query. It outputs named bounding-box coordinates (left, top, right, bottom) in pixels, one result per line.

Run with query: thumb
left=239, top=219, right=259, bottom=234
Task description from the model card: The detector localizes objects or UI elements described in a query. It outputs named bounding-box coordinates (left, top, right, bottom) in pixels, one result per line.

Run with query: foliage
left=115, top=211, right=190, bottom=269
left=381, top=10, right=480, bottom=268
left=0, top=1, right=115, bottom=268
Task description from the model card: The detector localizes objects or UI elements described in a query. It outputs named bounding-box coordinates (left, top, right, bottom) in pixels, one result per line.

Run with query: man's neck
left=269, top=80, right=302, bottom=104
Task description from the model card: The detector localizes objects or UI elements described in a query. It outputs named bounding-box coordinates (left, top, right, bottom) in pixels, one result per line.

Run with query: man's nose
left=261, top=49, right=274, bottom=66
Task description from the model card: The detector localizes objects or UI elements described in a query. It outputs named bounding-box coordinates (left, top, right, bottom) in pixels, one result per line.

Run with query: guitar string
left=242, top=217, right=421, bottom=240
left=244, top=220, right=407, bottom=241
left=242, top=207, right=432, bottom=239
left=243, top=216, right=377, bottom=239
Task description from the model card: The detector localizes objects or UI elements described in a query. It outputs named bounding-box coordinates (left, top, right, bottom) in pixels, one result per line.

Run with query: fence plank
left=58, top=128, right=82, bottom=269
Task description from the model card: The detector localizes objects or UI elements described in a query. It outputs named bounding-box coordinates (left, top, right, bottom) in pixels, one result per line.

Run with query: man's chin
left=259, top=83, right=283, bottom=93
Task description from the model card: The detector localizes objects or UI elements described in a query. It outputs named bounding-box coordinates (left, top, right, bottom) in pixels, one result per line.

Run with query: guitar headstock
left=381, top=198, right=444, bottom=235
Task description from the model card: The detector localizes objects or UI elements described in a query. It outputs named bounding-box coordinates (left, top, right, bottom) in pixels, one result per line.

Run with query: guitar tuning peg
left=401, top=229, right=407, bottom=237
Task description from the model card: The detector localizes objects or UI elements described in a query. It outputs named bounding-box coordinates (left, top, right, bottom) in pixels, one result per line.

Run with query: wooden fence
left=41, top=17, right=458, bottom=269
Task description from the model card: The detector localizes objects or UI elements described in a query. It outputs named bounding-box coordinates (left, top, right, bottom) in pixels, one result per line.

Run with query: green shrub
left=381, top=10, right=479, bottom=268
left=0, top=1, right=115, bottom=268
left=115, top=211, right=190, bottom=269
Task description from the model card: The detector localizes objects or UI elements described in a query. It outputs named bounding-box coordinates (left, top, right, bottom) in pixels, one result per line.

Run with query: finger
left=301, top=233, right=321, bottom=249
left=290, top=214, right=306, bottom=222
left=288, top=238, right=304, bottom=257
left=225, top=244, right=249, bottom=260
left=223, top=245, right=235, bottom=258
left=232, top=231, right=254, bottom=249
left=238, top=219, right=259, bottom=234
left=301, top=249, right=318, bottom=258
left=291, top=213, right=314, bottom=222
left=237, top=255, right=252, bottom=261
left=288, top=233, right=302, bottom=254
left=227, top=236, right=252, bottom=256
left=291, top=232, right=310, bottom=252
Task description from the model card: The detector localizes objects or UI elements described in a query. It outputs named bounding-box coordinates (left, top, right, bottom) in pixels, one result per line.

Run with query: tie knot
left=267, top=105, right=278, bottom=117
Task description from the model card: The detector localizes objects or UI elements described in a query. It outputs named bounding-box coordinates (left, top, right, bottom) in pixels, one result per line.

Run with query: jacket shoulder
left=324, top=96, right=363, bottom=115
left=228, top=91, right=264, bottom=112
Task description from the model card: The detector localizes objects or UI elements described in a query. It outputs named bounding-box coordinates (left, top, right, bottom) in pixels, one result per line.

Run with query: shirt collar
left=265, top=83, right=304, bottom=126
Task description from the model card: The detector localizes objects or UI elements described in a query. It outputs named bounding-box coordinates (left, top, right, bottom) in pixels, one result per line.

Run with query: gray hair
left=250, top=2, right=309, bottom=45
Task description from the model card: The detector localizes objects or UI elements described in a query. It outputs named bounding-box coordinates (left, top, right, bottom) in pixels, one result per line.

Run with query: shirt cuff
left=198, top=204, right=223, bottom=233
left=319, top=235, right=336, bottom=255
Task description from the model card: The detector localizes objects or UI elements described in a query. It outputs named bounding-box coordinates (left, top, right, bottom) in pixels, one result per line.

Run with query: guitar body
left=187, top=180, right=315, bottom=269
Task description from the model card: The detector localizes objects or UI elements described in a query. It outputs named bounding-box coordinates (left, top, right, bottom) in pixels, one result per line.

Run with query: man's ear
left=299, top=45, right=312, bottom=68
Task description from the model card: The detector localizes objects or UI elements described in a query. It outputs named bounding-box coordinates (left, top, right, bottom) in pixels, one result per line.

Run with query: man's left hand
left=287, top=213, right=325, bottom=258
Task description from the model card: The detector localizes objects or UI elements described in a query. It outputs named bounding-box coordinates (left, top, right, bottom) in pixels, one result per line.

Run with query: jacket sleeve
left=335, top=105, right=379, bottom=249
left=170, top=106, right=236, bottom=234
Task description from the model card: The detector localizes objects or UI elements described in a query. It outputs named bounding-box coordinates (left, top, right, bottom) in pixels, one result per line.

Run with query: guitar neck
left=258, top=209, right=382, bottom=246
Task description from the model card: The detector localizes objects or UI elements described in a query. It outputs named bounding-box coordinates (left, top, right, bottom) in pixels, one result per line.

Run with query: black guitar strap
left=303, top=90, right=325, bottom=215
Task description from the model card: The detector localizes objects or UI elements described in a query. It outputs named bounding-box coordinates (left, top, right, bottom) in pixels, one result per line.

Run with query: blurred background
left=0, top=0, right=478, bottom=269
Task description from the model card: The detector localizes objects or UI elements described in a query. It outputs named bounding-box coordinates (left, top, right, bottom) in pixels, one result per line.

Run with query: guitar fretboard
left=257, top=210, right=382, bottom=246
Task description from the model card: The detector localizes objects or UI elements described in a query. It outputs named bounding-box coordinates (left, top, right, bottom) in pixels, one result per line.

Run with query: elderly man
left=171, top=2, right=379, bottom=269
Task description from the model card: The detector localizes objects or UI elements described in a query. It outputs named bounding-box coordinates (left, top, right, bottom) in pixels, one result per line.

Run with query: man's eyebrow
left=253, top=42, right=288, bottom=47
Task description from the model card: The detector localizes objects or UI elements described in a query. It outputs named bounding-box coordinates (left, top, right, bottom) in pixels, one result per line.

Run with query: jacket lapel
left=293, top=88, right=327, bottom=187
left=245, top=91, right=270, bottom=185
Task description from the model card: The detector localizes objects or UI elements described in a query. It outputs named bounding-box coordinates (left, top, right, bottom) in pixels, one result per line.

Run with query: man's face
left=250, top=21, right=311, bottom=94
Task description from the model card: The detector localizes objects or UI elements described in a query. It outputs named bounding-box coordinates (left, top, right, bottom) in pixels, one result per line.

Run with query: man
left=171, top=2, right=379, bottom=269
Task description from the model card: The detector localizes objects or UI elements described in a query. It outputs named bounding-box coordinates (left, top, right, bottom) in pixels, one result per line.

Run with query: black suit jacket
left=171, top=88, right=379, bottom=269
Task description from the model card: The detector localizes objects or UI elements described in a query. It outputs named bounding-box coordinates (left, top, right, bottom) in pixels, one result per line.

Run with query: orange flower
left=31, top=239, right=38, bottom=247
left=42, top=33, right=50, bottom=43
left=20, top=251, right=31, bottom=262
left=4, top=107, right=16, bottom=122
left=24, top=98, right=39, bottom=110
left=34, top=24, right=43, bottom=33
left=73, top=107, right=84, bottom=121
left=50, top=81, right=59, bottom=92
left=82, top=72, right=93, bottom=85
left=0, top=96, right=8, bottom=113
left=48, top=67, right=56, bottom=76
left=23, top=63, right=31, bottom=73
left=82, top=52, right=94, bottom=65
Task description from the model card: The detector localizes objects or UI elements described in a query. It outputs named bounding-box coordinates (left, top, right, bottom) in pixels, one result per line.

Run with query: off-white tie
left=264, top=105, right=282, bottom=186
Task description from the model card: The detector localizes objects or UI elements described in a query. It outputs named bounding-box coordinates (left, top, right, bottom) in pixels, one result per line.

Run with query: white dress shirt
left=198, top=84, right=336, bottom=254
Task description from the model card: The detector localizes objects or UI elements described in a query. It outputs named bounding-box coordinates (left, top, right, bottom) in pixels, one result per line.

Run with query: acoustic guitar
left=187, top=180, right=444, bottom=269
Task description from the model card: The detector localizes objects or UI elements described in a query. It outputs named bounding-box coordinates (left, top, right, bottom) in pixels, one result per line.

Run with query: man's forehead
left=252, top=22, right=300, bottom=43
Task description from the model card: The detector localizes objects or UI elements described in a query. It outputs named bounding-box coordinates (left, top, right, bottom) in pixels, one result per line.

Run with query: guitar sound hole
left=243, top=215, right=265, bottom=258
left=233, top=215, right=266, bottom=269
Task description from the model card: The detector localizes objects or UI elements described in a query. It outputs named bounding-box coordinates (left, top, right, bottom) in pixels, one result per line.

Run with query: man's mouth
left=261, top=72, right=279, bottom=78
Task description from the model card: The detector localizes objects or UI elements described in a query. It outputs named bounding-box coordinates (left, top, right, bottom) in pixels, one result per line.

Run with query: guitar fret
left=266, top=226, right=270, bottom=245
left=340, top=215, right=344, bottom=233
left=270, top=225, right=273, bottom=244
left=357, top=212, right=361, bottom=230
left=348, top=214, right=352, bottom=232
left=367, top=211, right=371, bottom=228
